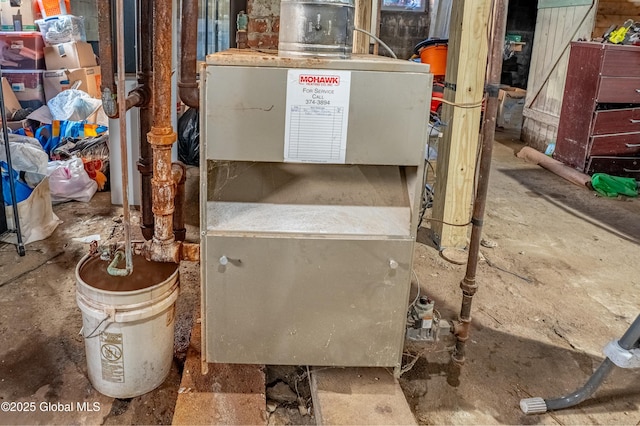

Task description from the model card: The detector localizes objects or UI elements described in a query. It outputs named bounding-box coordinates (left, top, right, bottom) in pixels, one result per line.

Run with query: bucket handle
left=79, top=306, right=115, bottom=339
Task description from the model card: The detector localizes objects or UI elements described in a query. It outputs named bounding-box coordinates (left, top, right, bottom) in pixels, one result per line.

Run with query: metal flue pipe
left=451, top=0, right=507, bottom=364
left=178, top=0, right=199, bottom=108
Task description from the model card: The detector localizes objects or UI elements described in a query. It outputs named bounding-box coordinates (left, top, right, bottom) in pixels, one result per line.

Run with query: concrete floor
left=1, top=133, right=639, bottom=425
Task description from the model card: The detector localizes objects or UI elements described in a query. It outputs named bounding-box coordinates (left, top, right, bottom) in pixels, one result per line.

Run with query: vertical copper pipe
left=452, top=0, right=507, bottom=364
left=137, top=0, right=154, bottom=240
left=146, top=0, right=180, bottom=263
left=178, top=0, right=199, bottom=108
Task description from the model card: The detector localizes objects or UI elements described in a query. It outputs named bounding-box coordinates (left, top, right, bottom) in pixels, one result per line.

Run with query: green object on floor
left=591, top=173, right=638, bottom=198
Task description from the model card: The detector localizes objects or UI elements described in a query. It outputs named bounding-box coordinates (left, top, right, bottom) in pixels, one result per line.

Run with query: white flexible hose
left=353, top=27, right=398, bottom=59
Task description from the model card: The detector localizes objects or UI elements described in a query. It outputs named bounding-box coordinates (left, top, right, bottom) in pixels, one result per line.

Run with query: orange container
left=36, top=0, right=71, bottom=18
left=420, top=44, right=448, bottom=77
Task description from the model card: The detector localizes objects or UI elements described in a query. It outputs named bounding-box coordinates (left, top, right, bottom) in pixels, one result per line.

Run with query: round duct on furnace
left=278, top=0, right=355, bottom=59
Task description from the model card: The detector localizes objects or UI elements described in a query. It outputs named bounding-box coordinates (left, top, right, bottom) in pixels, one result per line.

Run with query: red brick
left=272, top=17, right=279, bottom=33
left=257, top=33, right=279, bottom=48
left=248, top=32, right=278, bottom=49
left=248, top=17, right=269, bottom=34
left=248, top=37, right=259, bottom=48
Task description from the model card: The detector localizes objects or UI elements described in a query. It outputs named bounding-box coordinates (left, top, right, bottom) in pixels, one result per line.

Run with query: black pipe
left=178, top=0, right=199, bottom=108
left=137, top=0, right=154, bottom=240
left=0, top=70, right=25, bottom=256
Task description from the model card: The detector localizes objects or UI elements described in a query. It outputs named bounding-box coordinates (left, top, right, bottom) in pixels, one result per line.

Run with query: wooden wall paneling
left=522, top=3, right=596, bottom=151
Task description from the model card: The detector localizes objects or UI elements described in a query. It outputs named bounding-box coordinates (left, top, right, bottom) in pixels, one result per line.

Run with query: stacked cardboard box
left=0, top=1, right=101, bottom=128
left=37, top=8, right=100, bottom=102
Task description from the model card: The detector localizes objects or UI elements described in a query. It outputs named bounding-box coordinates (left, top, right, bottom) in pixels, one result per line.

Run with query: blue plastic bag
left=1, top=161, right=33, bottom=205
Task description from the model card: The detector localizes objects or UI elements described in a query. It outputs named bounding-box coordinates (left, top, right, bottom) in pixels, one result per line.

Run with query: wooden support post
left=353, top=0, right=373, bottom=54
left=431, top=0, right=491, bottom=249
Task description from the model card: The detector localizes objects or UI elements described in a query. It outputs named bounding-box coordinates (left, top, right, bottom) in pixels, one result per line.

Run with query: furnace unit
left=200, top=50, right=432, bottom=370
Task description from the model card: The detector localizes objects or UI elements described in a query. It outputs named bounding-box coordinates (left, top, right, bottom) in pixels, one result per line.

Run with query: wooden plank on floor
left=310, top=367, right=417, bottom=426
left=172, top=321, right=267, bottom=425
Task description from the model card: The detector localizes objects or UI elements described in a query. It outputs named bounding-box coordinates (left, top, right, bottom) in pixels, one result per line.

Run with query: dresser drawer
left=597, top=77, right=640, bottom=103
left=601, top=49, right=640, bottom=77
left=592, top=108, right=640, bottom=135
left=590, top=133, right=640, bottom=156
left=586, top=156, right=640, bottom=177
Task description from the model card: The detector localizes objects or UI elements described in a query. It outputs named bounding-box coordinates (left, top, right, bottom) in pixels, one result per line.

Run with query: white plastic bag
left=2, top=177, right=62, bottom=245
left=0, top=132, right=49, bottom=175
left=48, top=157, right=97, bottom=203
left=47, top=89, right=102, bottom=122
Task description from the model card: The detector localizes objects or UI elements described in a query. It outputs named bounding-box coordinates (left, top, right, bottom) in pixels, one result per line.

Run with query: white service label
left=284, top=69, right=351, bottom=164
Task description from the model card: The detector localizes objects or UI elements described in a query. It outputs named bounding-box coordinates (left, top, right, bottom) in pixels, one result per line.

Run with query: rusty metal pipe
left=132, top=241, right=200, bottom=262
left=97, top=0, right=118, bottom=118
left=178, top=0, right=199, bottom=108
left=145, top=0, right=181, bottom=263
left=137, top=0, right=155, bottom=240
left=97, top=2, right=148, bottom=118
left=97, top=1, right=115, bottom=95
left=172, top=162, right=187, bottom=242
left=452, top=0, right=507, bottom=365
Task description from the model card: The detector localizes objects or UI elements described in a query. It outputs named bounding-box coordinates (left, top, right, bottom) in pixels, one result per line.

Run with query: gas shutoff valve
left=406, top=296, right=439, bottom=342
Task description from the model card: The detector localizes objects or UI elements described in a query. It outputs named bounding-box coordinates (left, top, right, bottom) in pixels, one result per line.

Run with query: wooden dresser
left=554, top=42, right=640, bottom=177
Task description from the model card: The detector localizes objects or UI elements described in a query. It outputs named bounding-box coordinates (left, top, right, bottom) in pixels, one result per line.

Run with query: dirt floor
left=1, top=131, right=639, bottom=425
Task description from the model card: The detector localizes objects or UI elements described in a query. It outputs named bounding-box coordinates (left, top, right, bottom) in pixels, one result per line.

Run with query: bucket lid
left=413, top=38, right=449, bottom=55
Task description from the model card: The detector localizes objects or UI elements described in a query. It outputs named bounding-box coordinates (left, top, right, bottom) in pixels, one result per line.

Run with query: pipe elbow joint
left=142, top=239, right=182, bottom=264
left=178, top=81, right=199, bottom=109
left=453, top=319, right=470, bottom=341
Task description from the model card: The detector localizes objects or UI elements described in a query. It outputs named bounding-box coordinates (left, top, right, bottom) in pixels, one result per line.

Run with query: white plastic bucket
left=76, top=254, right=180, bottom=398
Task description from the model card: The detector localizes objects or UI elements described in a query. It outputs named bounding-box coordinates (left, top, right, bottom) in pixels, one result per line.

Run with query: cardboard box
left=2, top=76, right=22, bottom=115
left=0, top=31, right=45, bottom=69
left=2, top=69, right=45, bottom=109
left=43, top=66, right=101, bottom=101
left=0, top=0, right=40, bottom=31
left=497, top=86, right=526, bottom=130
left=44, top=41, right=96, bottom=70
